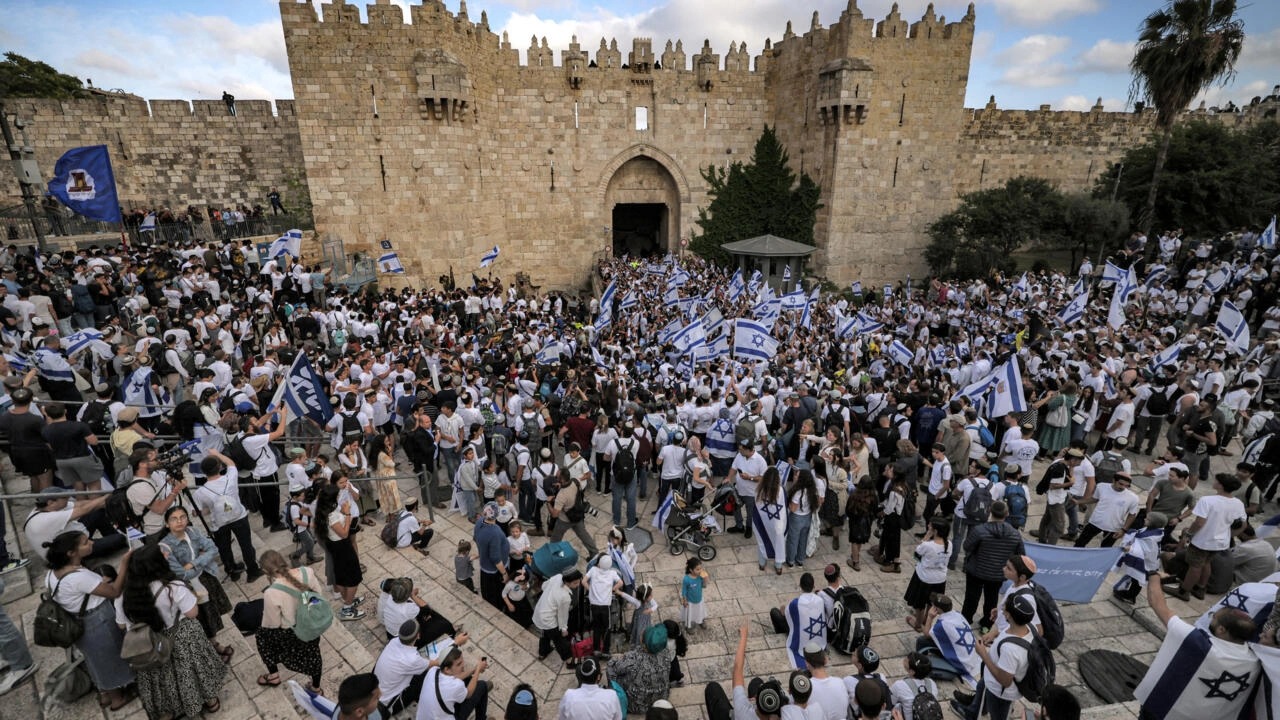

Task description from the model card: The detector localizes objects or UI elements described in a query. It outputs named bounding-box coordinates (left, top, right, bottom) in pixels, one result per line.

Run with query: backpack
left=1013, top=583, right=1065, bottom=650
left=269, top=568, right=333, bottom=641
left=824, top=586, right=872, bottom=655
left=534, top=464, right=559, bottom=499
left=963, top=478, right=994, bottom=522
left=612, top=439, right=636, bottom=486
left=908, top=679, right=944, bottom=720
left=479, top=402, right=497, bottom=431
left=564, top=480, right=588, bottom=523
left=735, top=414, right=760, bottom=447
left=152, top=348, right=177, bottom=376
left=120, top=621, right=172, bottom=671
left=490, top=432, right=510, bottom=462
left=381, top=510, right=407, bottom=548
left=1003, top=482, right=1029, bottom=527
left=1094, top=451, right=1124, bottom=485
left=282, top=500, right=302, bottom=532
left=33, top=572, right=88, bottom=648
left=1035, top=462, right=1067, bottom=496
left=81, top=399, right=114, bottom=437
left=339, top=411, right=365, bottom=447
left=223, top=434, right=257, bottom=472
left=967, top=423, right=995, bottom=448
left=521, top=413, right=542, bottom=451
left=104, top=480, right=160, bottom=533
left=43, top=654, right=94, bottom=707
left=997, top=630, right=1057, bottom=703
left=1144, top=386, right=1175, bottom=416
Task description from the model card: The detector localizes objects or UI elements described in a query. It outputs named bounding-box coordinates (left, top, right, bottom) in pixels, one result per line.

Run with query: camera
left=154, top=440, right=196, bottom=477
left=583, top=503, right=600, bottom=519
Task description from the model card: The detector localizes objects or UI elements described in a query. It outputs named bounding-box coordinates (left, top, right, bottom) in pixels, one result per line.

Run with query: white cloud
left=971, top=30, right=995, bottom=60
left=73, top=49, right=151, bottom=78
left=163, top=15, right=290, bottom=75
left=988, top=0, right=1101, bottom=26
left=1076, top=39, right=1134, bottom=75
left=1194, top=79, right=1271, bottom=109
left=997, top=34, right=1072, bottom=88
left=1054, top=95, right=1125, bottom=111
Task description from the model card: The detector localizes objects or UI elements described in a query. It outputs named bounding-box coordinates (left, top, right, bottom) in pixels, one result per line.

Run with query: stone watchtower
left=279, top=0, right=975, bottom=287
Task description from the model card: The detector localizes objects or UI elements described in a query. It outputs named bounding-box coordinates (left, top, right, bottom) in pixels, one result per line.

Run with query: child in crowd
left=845, top=476, right=877, bottom=572
left=285, top=482, right=319, bottom=567
left=889, top=652, right=938, bottom=720
left=493, top=488, right=518, bottom=535
left=502, top=567, right=533, bottom=628
left=622, top=583, right=656, bottom=649
left=1113, top=511, right=1167, bottom=604
left=455, top=539, right=477, bottom=594
left=506, top=520, right=531, bottom=574
left=680, top=557, right=708, bottom=629
left=586, top=554, right=623, bottom=652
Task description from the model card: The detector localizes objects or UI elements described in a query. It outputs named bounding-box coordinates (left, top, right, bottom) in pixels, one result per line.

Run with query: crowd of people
left=0, top=222, right=1274, bottom=720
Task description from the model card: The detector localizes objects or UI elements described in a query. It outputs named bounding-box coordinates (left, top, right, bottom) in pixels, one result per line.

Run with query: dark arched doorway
left=604, top=156, right=680, bottom=258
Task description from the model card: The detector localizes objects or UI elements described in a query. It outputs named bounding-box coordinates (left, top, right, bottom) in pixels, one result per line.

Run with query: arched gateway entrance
left=602, top=152, right=683, bottom=258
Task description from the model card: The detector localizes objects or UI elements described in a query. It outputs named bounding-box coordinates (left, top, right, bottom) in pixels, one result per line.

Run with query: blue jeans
left=612, top=480, right=638, bottom=527
left=637, top=466, right=649, bottom=499
left=734, top=496, right=757, bottom=535
left=785, top=512, right=811, bottom=566
left=962, top=679, right=1012, bottom=720
left=0, top=577, right=34, bottom=671
left=440, top=447, right=461, bottom=486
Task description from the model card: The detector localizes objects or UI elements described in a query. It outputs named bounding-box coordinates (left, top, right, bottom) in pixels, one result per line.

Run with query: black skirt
left=903, top=572, right=946, bottom=610
left=848, top=513, right=873, bottom=544
left=327, top=537, right=363, bottom=588
left=196, top=572, right=231, bottom=638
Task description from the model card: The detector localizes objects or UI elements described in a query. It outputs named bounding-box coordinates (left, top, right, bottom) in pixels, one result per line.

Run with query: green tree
left=690, top=125, right=821, bottom=263
left=1129, top=0, right=1245, bottom=237
left=1057, top=194, right=1130, bottom=270
left=924, top=177, right=1062, bottom=279
left=1094, top=120, right=1280, bottom=234
left=0, top=52, right=88, bottom=99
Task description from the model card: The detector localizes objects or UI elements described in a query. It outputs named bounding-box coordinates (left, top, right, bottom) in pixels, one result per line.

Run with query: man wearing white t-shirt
left=1171, top=474, right=1247, bottom=601
left=416, top=646, right=489, bottom=720
left=1073, top=472, right=1140, bottom=548
left=952, top=593, right=1034, bottom=720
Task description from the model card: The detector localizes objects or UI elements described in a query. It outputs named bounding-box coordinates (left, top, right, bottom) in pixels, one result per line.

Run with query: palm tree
left=1129, top=0, right=1244, bottom=238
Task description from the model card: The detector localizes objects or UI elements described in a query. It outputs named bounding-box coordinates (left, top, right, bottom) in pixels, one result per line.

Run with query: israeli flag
left=1145, top=264, right=1168, bottom=287
left=591, top=346, right=611, bottom=370
left=288, top=679, right=339, bottom=720
left=836, top=314, right=858, bottom=339
left=609, top=545, right=636, bottom=587
left=701, top=308, right=725, bottom=338
left=266, top=352, right=334, bottom=426
left=599, top=279, right=618, bottom=310
left=651, top=491, right=675, bottom=531
left=1261, top=215, right=1276, bottom=250
left=663, top=286, right=679, bottom=307
left=668, top=268, right=692, bottom=291
left=593, top=310, right=612, bottom=332
left=883, top=283, right=893, bottom=298
left=1107, top=265, right=1137, bottom=330
left=1147, top=343, right=1182, bottom=374
left=672, top=318, right=707, bottom=354
left=987, top=358, right=1028, bottom=417
left=886, top=340, right=914, bottom=367
left=535, top=342, right=565, bottom=364
left=855, top=312, right=884, bottom=335
left=657, top=319, right=681, bottom=345
left=952, top=371, right=999, bottom=411
left=784, top=594, right=828, bottom=670
left=782, top=265, right=792, bottom=283
left=928, top=611, right=981, bottom=687
left=63, top=328, right=104, bottom=357
left=1071, top=276, right=1086, bottom=298
left=694, top=334, right=730, bottom=363
left=619, top=290, right=638, bottom=311
left=4, top=353, right=29, bottom=373
left=1134, top=614, right=1261, bottom=720
left=1102, top=260, right=1127, bottom=283
left=1216, top=300, right=1250, bottom=355
left=139, top=212, right=157, bottom=233
left=267, top=228, right=303, bottom=259
left=1257, top=513, right=1280, bottom=540
left=781, top=287, right=807, bottom=310
left=1012, top=272, right=1029, bottom=296
left=754, top=298, right=783, bottom=331
left=732, top=319, right=778, bottom=361
left=1244, top=435, right=1273, bottom=467
left=799, top=288, right=819, bottom=330
left=1195, top=576, right=1280, bottom=640
left=377, top=252, right=405, bottom=274
left=1056, top=290, right=1089, bottom=325
left=479, top=245, right=500, bottom=268
left=851, top=280, right=863, bottom=297
left=1204, top=267, right=1230, bottom=294
left=728, top=269, right=745, bottom=301
left=747, top=269, right=763, bottom=296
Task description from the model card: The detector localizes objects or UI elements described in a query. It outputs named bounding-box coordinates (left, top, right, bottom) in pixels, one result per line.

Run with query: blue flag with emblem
left=671, top=318, right=707, bottom=355
left=851, top=280, right=863, bottom=297
left=46, top=145, right=122, bottom=223
left=266, top=352, right=334, bottom=426
left=987, top=357, right=1028, bottom=417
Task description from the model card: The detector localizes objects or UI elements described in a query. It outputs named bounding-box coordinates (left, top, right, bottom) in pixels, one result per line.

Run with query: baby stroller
left=664, top=485, right=737, bottom=561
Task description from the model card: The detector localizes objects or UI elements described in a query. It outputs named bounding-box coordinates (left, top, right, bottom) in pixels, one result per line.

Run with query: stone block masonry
left=0, top=95, right=306, bottom=215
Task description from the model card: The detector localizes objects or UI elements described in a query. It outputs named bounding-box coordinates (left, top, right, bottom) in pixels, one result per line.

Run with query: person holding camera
left=415, top=645, right=490, bottom=720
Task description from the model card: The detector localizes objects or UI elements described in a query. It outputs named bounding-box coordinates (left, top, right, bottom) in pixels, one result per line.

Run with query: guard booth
left=720, top=234, right=817, bottom=291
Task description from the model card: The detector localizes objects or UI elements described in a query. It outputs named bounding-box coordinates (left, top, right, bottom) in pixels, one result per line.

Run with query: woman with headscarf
left=608, top=624, right=676, bottom=715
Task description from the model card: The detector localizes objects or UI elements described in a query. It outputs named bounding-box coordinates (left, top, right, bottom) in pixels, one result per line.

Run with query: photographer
left=550, top=449, right=599, bottom=557
left=124, top=445, right=186, bottom=538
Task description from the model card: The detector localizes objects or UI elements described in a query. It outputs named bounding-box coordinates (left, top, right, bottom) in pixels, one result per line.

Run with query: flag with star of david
left=1134, top=616, right=1260, bottom=720
left=784, top=593, right=828, bottom=670
left=1195, top=575, right=1280, bottom=641
left=928, top=610, right=981, bottom=687
left=732, top=319, right=778, bottom=362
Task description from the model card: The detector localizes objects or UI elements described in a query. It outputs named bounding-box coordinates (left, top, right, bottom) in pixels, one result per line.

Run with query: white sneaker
left=0, top=559, right=30, bottom=575
left=0, top=663, right=38, bottom=696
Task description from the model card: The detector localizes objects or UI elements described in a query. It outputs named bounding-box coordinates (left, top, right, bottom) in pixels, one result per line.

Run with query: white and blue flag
left=851, top=280, right=863, bottom=297
left=783, top=594, right=828, bottom=670
left=269, top=229, right=303, bottom=259
left=619, top=290, right=638, bottom=311
left=886, top=340, right=914, bottom=367
left=781, top=287, right=807, bottom=310
left=799, top=288, right=819, bottom=330
left=1012, top=272, right=1029, bottom=296
left=1148, top=343, right=1182, bottom=374
left=63, top=328, right=104, bottom=357
left=599, top=279, right=618, bottom=310
left=1261, top=215, right=1276, bottom=250
left=727, top=269, right=746, bottom=301
left=1204, top=267, right=1230, bottom=294
left=1145, top=264, right=1168, bottom=287
left=657, top=319, right=681, bottom=346
left=1102, top=260, right=1127, bottom=283
left=1216, top=300, right=1250, bottom=355
left=1134, top=614, right=1261, bottom=720
left=479, top=245, right=500, bottom=268
left=651, top=491, right=675, bottom=531
left=1056, top=290, right=1089, bottom=325
left=591, top=346, right=611, bottom=370
left=928, top=611, right=981, bottom=687
left=732, top=319, right=778, bottom=362
left=836, top=314, right=857, bottom=339
left=987, top=358, right=1028, bottom=417
left=535, top=342, right=565, bottom=364
left=855, top=312, right=884, bottom=335
left=377, top=252, right=405, bottom=274
left=672, top=318, right=707, bottom=355
left=701, top=307, right=725, bottom=338
left=1071, top=276, right=1086, bottom=298
left=782, top=265, right=791, bottom=283
left=1108, top=265, right=1137, bottom=330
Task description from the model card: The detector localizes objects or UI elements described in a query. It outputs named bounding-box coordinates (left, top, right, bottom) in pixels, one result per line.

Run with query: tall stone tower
left=279, top=0, right=975, bottom=288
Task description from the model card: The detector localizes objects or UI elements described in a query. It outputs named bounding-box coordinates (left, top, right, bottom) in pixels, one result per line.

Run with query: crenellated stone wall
left=0, top=95, right=305, bottom=213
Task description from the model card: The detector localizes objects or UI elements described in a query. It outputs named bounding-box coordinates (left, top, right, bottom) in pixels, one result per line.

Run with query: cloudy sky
left=4, top=0, right=1278, bottom=112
